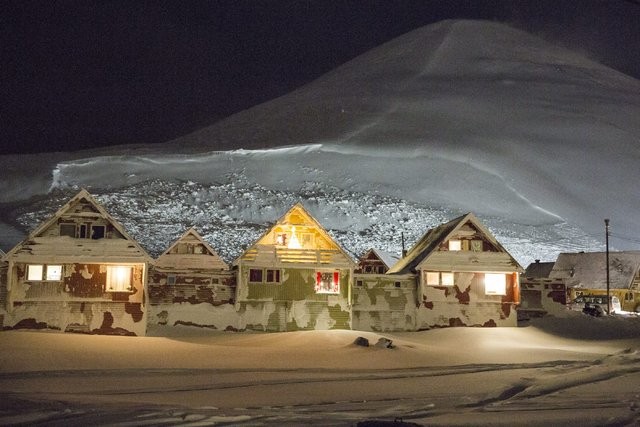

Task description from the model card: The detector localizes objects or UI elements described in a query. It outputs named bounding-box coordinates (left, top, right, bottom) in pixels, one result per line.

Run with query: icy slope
left=1, top=20, right=638, bottom=260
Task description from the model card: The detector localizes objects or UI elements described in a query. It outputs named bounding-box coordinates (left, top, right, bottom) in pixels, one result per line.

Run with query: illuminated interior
left=45, top=265, right=62, bottom=281
left=448, top=240, right=462, bottom=251
left=485, top=273, right=506, bottom=295
left=27, top=264, right=44, bottom=281
left=425, top=271, right=454, bottom=286
left=315, top=271, right=340, bottom=294
left=106, top=265, right=133, bottom=292
left=288, top=226, right=302, bottom=249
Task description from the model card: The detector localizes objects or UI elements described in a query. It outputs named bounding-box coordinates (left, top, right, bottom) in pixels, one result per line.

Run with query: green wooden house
left=233, top=203, right=356, bottom=331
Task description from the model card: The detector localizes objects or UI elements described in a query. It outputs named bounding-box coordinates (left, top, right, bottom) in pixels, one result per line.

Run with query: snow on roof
left=551, top=251, right=640, bottom=290
left=370, top=248, right=401, bottom=270
left=523, top=260, right=556, bottom=279
left=154, top=227, right=229, bottom=270
left=388, top=212, right=522, bottom=275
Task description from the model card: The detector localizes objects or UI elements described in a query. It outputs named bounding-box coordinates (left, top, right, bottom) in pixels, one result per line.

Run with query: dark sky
left=2, top=0, right=639, bottom=154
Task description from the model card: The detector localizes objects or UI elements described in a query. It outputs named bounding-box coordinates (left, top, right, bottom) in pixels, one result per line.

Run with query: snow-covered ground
left=1, top=313, right=640, bottom=426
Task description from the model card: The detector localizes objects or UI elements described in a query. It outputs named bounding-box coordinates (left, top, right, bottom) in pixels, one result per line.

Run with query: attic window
left=46, top=265, right=63, bottom=281
left=485, top=273, right=506, bottom=295
left=27, top=264, right=44, bottom=281
left=266, top=269, right=281, bottom=283
left=448, top=240, right=462, bottom=251
left=315, top=271, right=340, bottom=294
left=106, top=266, right=133, bottom=292
left=91, top=225, right=105, bottom=239
left=59, top=224, right=76, bottom=237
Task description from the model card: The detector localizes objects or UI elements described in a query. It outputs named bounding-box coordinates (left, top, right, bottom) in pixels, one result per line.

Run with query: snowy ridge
left=2, top=19, right=639, bottom=261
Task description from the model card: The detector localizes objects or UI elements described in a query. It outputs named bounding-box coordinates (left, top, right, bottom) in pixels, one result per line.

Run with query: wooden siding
left=351, top=274, right=416, bottom=332
left=419, top=251, right=520, bottom=273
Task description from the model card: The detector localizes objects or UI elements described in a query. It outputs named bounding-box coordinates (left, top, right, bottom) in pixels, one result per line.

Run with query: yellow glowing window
left=448, top=240, right=461, bottom=251
left=485, top=273, right=506, bottom=295
left=424, top=271, right=454, bottom=286
left=426, top=272, right=440, bottom=286
left=46, top=265, right=63, bottom=281
left=27, top=264, right=44, bottom=281
left=441, top=272, right=454, bottom=286
left=106, top=266, right=133, bottom=292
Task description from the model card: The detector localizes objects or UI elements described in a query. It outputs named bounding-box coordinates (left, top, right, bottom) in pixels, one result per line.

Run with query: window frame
left=484, top=273, right=507, bottom=295
left=315, top=271, right=340, bottom=294
left=105, top=265, right=134, bottom=293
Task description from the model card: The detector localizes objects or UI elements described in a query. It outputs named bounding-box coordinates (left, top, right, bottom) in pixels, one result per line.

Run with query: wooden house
left=2, top=190, right=151, bottom=335
left=550, top=251, right=640, bottom=312
left=352, top=248, right=416, bottom=332
left=518, top=260, right=566, bottom=319
left=148, top=227, right=237, bottom=329
left=234, top=203, right=356, bottom=331
left=386, top=212, right=522, bottom=328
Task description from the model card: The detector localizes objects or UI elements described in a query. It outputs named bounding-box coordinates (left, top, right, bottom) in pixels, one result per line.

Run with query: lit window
left=425, top=271, right=454, bottom=286
left=266, top=269, right=281, bottom=283
left=426, top=272, right=440, bottom=286
left=315, top=271, right=340, bottom=294
left=448, top=240, right=461, bottom=251
left=441, top=272, right=454, bottom=286
left=485, top=273, right=506, bottom=295
left=288, top=226, right=302, bottom=249
left=106, top=266, right=133, bottom=292
left=275, top=233, right=288, bottom=246
left=46, top=265, right=63, bottom=281
left=249, top=268, right=263, bottom=283
left=27, top=264, right=44, bottom=281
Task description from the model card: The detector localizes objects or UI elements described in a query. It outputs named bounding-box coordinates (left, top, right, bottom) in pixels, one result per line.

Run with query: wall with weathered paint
left=235, top=267, right=351, bottom=331
left=4, top=262, right=146, bottom=335
left=520, top=279, right=567, bottom=318
left=417, top=273, right=517, bottom=328
left=351, top=274, right=416, bottom=332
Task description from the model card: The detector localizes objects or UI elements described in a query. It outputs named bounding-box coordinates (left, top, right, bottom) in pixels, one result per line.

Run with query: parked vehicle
left=568, top=294, right=622, bottom=316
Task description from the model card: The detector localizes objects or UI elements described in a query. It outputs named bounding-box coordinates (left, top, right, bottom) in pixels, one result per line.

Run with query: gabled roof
left=551, top=251, right=640, bottom=290
left=523, top=260, right=555, bottom=279
left=234, top=202, right=356, bottom=267
left=387, top=212, right=521, bottom=274
left=154, top=227, right=228, bottom=270
left=4, top=189, right=151, bottom=262
left=361, top=248, right=401, bottom=270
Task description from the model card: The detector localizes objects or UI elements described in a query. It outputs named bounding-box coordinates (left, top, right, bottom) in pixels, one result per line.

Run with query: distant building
left=551, top=251, right=640, bottom=312
left=519, top=259, right=566, bottom=319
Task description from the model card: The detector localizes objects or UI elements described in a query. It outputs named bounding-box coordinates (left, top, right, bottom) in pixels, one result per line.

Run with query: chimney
left=401, top=232, right=407, bottom=258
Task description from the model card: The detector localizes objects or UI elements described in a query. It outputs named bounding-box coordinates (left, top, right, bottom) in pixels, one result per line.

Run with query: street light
left=605, top=218, right=610, bottom=315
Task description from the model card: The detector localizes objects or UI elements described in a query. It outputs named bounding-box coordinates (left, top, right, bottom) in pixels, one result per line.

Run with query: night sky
left=2, top=0, right=639, bottom=154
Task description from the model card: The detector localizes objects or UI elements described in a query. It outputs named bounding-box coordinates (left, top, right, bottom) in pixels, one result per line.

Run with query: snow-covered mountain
left=1, top=20, right=639, bottom=264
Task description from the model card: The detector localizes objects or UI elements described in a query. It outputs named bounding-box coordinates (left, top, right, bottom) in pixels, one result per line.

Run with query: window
left=315, top=271, right=340, bottom=294
left=266, top=269, right=281, bottom=283
left=394, top=281, right=401, bottom=288
left=91, top=225, right=105, bottom=239
left=27, top=264, right=44, bottom=281
left=448, top=240, right=461, bottom=251
left=301, top=233, right=314, bottom=248
left=485, top=273, right=506, bottom=295
left=46, top=265, right=63, bottom=281
left=275, top=233, right=288, bottom=246
left=59, top=224, right=76, bottom=237
left=249, top=268, right=263, bottom=283
left=377, top=265, right=385, bottom=274
left=167, top=275, right=176, bottom=286
left=425, top=271, right=454, bottom=286
left=426, top=272, right=440, bottom=286
left=356, top=280, right=363, bottom=287
left=471, top=240, right=483, bottom=252
left=106, top=266, right=133, bottom=292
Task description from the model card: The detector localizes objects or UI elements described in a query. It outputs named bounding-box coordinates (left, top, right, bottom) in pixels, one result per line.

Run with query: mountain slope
left=1, top=19, right=638, bottom=259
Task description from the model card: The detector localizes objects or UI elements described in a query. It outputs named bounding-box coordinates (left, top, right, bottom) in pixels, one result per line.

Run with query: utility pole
left=605, top=218, right=610, bottom=315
